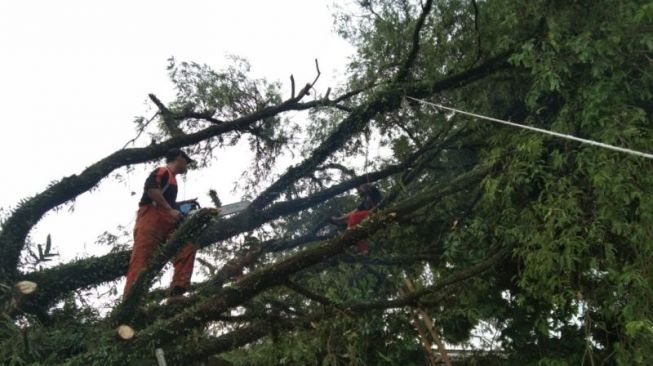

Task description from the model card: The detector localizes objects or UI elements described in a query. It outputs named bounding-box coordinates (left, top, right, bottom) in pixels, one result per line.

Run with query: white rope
left=406, top=96, right=653, bottom=160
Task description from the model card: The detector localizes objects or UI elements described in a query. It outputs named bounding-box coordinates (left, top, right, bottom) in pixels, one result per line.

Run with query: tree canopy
left=1, top=0, right=652, bottom=365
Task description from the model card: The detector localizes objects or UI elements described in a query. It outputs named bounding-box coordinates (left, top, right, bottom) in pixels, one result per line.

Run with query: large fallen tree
left=1, top=0, right=651, bottom=365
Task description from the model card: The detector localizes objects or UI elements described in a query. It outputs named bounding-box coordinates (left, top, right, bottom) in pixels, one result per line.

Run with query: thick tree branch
left=168, top=313, right=322, bottom=365
left=21, top=251, right=130, bottom=313
left=69, top=210, right=395, bottom=364
left=341, top=253, right=439, bottom=266
left=346, top=247, right=508, bottom=312
left=131, top=238, right=336, bottom=328
left=130, top=217, right=396, bottom=349
left=395, top=0, right=434, bottom=81
left=314, top=163, right=357, bottom=177
left=170, top=243, right=505, bottom=363
left=267, top=233, right=335, bottom=253
left=143, top=247, right=505, bottom=364
left=284, top=280, right=347, bottom=312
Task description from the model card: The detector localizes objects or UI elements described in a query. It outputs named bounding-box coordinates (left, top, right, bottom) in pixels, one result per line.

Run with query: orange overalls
left=347, top=210, right=371, bottom=254
left=123, top=167, right=197, bottom=296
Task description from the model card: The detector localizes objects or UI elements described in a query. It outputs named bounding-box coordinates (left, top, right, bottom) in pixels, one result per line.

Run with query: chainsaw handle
left=176, top=198, right=200, bottom=207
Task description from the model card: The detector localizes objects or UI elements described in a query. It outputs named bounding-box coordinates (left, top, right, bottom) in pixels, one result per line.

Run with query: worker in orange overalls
left=123, top=148, right=197, bottom=299
left=331, top=184, right=383, bottom=254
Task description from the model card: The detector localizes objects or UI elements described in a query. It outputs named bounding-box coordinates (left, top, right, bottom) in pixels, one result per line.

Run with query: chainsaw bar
left=218, top=200, right=251, bottom=217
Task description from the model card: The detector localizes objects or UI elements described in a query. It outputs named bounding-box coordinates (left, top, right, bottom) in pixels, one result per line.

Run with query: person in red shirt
left=332, top=184, right=383, bottom=254
left=123, top=148, right=198, bottom=299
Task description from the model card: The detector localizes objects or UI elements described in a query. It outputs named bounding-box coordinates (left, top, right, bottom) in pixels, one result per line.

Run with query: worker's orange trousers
left=347, top=209, right=370, bottom=254
left=123, top=205, right=197, bottom=296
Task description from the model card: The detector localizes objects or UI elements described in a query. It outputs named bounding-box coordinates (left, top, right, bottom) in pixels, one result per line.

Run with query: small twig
left=290, top=75, right=296, bottom=98
left=332, top=82, right=377, bottom=103
left=393, top=116, right=424, bottom=148
left=361, top=0, right=383, bottom=21
left=288, top=59, right=323, bottom=102
left=291, top=84, right=375, bottom=113
left=121, top=112, right=159, bottom=149
left=315, top=163, right=357, bottom=177
left=197, top=258, right=218, bottom=277
left=179, top=111, right=223, bottom=125
left=334, top=104, right=353, bottom=113
left=285, top=280, right=352, bottom=316
left=312, top=59, right=321, bottom=86
left=471, top=0, right=482, bottom=64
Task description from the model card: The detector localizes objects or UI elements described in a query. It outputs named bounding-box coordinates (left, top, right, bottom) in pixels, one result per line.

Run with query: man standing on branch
left=332, top=184, right=383, bottom=255
left=123, top=148, right=198, bottom=299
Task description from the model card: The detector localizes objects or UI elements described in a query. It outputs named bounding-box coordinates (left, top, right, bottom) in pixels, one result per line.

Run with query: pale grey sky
left=0, top=1, right=354, bottom=286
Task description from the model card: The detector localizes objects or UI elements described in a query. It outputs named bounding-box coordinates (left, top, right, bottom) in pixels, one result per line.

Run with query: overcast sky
left=0, top=1, right=354, bottom=289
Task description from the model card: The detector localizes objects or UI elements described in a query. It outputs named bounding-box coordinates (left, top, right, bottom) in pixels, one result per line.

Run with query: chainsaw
left=176, top=199, right=201, bottom=217
left=175, top=199, right=251, bottom=218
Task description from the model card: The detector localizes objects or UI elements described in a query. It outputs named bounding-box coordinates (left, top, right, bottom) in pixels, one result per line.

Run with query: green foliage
left=167, top=55, right=282, bottom=120
left=0, top=301, right=107, bottom=365
left=156, top=56, right=297, bottom=188
left=2, top=0, right=651, bottom=364
left=273, top=0, right=653, bottom=364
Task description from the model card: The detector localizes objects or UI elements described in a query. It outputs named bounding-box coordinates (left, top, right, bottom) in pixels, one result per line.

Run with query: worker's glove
left=168, top=209, right=183, bottom=223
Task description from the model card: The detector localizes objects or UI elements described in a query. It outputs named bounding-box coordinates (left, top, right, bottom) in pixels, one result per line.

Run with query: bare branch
left=313, top=58, right=321, bottom=86
left=121, top=112, right=159, bottom=149
left=395, top=0, right=434, bottom=81
left=148, top=94, right=186, bottom=137
left=290, top=74, right=296, bottom=98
